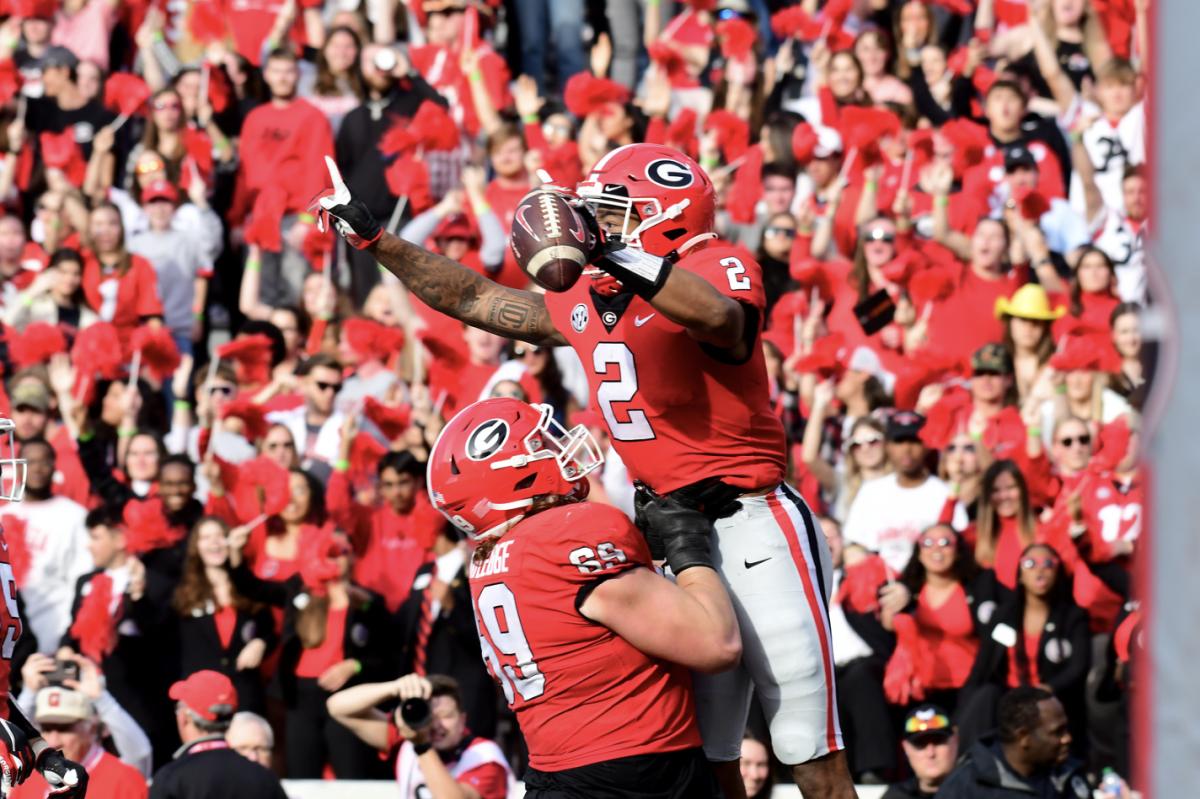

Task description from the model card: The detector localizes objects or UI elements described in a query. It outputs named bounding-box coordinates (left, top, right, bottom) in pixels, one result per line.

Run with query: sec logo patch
left=571, top=303, right=589, bottom=332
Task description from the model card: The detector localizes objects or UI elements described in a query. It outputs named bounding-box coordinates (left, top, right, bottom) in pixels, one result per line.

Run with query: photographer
left=17, top=653, right=153, bottom=777
left=327, top=674, right=511, bottom=799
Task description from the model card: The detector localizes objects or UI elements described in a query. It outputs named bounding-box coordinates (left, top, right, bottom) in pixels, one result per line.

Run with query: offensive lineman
left=0, top=419, right=88, bottom=796
left=427, top=396, right=739, bottom=796
left=318, top=144, right=857, bottom=798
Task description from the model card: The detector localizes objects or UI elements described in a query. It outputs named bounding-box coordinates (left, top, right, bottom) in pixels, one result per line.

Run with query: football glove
left=0, top=718, right=34, bottom=790
left=317, top=156, right=383, bottom=250
left=669, top=477, right=744, bottom=521
left=37, top=748, right=88, bottom=798
left=632, top=483, right=665, bottom=561
left=637, top=492, right=715, bottom=576
left=592, top=242, right=674, bottom=301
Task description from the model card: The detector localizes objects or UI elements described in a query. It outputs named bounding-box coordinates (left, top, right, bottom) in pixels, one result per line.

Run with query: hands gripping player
left=425, top=397, right=739, bottom=797
left=319, top=145, right=857, bottom=798
left=0, top=419, right=88, bottom=797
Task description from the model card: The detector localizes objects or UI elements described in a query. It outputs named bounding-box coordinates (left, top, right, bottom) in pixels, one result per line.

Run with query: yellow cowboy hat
left=994, top=284, right=1066, bottom=321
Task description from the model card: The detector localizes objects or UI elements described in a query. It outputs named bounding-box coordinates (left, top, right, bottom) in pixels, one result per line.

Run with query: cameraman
left=327, top=674, right=511, bottom=799
left=18, top=652, right=153, bottom=777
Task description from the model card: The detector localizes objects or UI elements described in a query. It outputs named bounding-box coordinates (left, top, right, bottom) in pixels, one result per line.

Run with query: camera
left=45, top=660, right=79, bottom=687
left=399, top=697, right=431, bottom=730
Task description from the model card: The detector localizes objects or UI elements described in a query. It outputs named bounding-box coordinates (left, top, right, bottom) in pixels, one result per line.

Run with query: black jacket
left=150, top=737, right=288, bottom=799
left=394, top=560, right=497, bottom=737
left=883, top=777, right=938, bottom=799
left=227, top=562, right=396, bottom=704
left=934, top=741, right=1090, bottom=799
left=172, top=602, right=278, bottom=715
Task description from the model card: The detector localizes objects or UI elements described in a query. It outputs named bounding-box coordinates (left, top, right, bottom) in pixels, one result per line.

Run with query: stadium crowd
left=0, top=0, right=1151, bottom=795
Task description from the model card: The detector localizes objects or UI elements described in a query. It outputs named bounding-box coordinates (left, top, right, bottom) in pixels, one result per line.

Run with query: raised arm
left=319, top=158, right=565, bottom=347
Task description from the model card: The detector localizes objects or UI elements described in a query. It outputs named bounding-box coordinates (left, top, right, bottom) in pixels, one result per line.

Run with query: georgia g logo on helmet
left=645, top=158, right=695, bottom=189
left=465, top=419, right=510, bottom=461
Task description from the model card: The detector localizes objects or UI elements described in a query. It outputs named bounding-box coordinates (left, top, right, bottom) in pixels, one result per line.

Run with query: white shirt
left=1, top=497, right=92, bottom=651
left=1093, top=208, right=1148, bottom=304
left=842, top=473, right=955, bottom=574
left=1075, top=101, right=1146, bottom=216
left=829, top=570, right=874, bottom=666
left=394, top=736, right=514, bottom=799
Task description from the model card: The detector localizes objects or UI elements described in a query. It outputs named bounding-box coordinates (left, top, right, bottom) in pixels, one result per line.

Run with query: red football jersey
left=544, top=243, right=786, bottom=494
left=467, top=502, right=701, bottom=771
left=0, top=529, right=19, bottom=718
left=1071, top=470, right=1145, bottom=563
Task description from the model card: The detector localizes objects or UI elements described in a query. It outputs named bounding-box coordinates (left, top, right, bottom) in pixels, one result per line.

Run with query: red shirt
left=1054, top=470, right=1144, bottom=564
left=544, top=243, right=786, bottom=493
left=237, top=99, right=334, bottom=215
left=0, top=530, right=20, bottom=718
left=468, top=502, right=700, bottom=771
left=11, top=746, right=147, bottom=799
left=926, top=264, right=1022, bottom=361
left=913, top=584, right=978, bottom=690
left=1006, top=631, right=1042, bottom=688
left=409, top=45, right=510, bottom=138
left=221, top=0, right=315, bottom=64
left=486, top=179, right=533, bottom=290
left=295, top=605, right=346, bottom=679
left=49, top=426, right=91, bottom=508
left=81, top=254, right=163, bottom=347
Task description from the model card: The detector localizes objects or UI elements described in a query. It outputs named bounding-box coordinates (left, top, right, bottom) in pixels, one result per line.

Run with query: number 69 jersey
left=467, top=501, right=701, bottom=772
left=544, top=243, right=787, bottom=495
left=0, top=532, right=20, bottom=719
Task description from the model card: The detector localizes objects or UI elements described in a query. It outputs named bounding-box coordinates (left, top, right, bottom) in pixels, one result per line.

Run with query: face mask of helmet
left=0, top=420, right=26, bottom=502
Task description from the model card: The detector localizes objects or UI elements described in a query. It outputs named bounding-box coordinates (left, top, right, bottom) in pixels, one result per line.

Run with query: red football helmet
left=427, top=398, right=602, bottom=541
left=577, top=143, right=717, bottom=258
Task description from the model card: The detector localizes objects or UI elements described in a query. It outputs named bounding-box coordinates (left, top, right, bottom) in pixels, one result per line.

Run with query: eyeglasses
left=848, top=435, right=883, bottom=452
left=973, top=369, right=1005, bottom=378
left=946, top=442, right=976, bottom=454
left=208, top=385, right=234, bottom=397
left=920, top=536, right=954, bottom=549
left=541, top=122, right=572, bottom=137
left=426, top=7, right=464, bottom=18
left=1057, top=435, right=1091, bottom=448
left=864, top=228, right=895, bottom=243
left=1021, top=556, right=1059, bottom=570
left=315, top=381, right=342, bottom=393
left=153, top=99, right=181, bottom=111
left=513, top=345, right=545, bottom=357
left=765, top=226, right=797, bottom=238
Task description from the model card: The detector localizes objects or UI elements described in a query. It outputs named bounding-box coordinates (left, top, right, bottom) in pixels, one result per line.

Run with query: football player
left=319, top=144, right=857, bottom=798
left=0, top=419, right=88, bottom=797
left=426, top=397, right=739, bottom=797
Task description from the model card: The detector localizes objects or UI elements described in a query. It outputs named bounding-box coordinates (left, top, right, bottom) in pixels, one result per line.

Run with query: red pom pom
left=665, top=107, right=698, bottom=154
left=1090, top=416, right=1133, bottom=474
left=103, top=73, right=151, bottom=117
left=71, top=323, right=124, bottom=381
left=725, top=144, right=763, bottom=224
left=822, top=0, right=855, bottom=25
left=220, top=397, right=269, bottom=444
left=410, top=101, right=460, bottom=152
left=1013, top=185, right=1051, bottom=221
left=938, top=118, right=991, bottom=175
left=791, top=121, right=819, bottom=164
left=122, top=497, right=176, bottom=555
left=563, top=72, right=630, bottom=119
left=384, top=155, right=434, bottom=215
left=0, top=60, right=21, bottom=109
left=880, top=249, right=927, bottom=286
left=7, top=322, right=67, bottom=369
left=647, top=42, right=686, bottom=73
left=716, top=17, right=757, bottom=59
left=378, top=114, right=418, bottom=157
left=363, top=397, right=411, bottom=441
left=908, top=267, right=957, bottom=309
left=298, top=526, right=350, bottom=595
left=1049, top=335, right=1105, bottom=372
left=703, top=109, right=750, bottom=162
left=771, top=7, right=822, bottom=40
left=188, top=0, right=227, bottom=44
left=69, top=574, right=118, bottom=663
left=130, top=325, right=181, bottom=382
left=38, top=130, right=85, bottom=186
left=342, top=318, right=405, bottom=363
left=839, top=106, right=902, bottom=163
left=232, top=456, right=291, bottom=523
left=791, top=332, right=849, bottom=378
left=217, top=334, right=274, bottom=386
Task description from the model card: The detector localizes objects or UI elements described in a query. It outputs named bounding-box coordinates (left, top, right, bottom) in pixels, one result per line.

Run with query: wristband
left=77, top=430, right=94, bottom=443
left=297, top=213, right=316, bottom=225
left=865, top=181, right=878, bottom=193
left=969, top=430, right=983, bottom=442
left=471, top=201, right=492, bottom=215
left=413, top=741, right=433, bottom=756
left=118, top=428, right=137, bottom=439
left=1026, top=426, right=1042, bottom=438
left=1055, top=384, right=1067, bottom=395
left=352, top=659, right=362, bottom=674
left=334, top=458, right=350, bottom=472
left=173, top=400, right=191, bottom=411
left=246, top=258, right=261, bottom=272
left=595, top=246, right=673, bottom=301
left=468, top=70, right=483, bottom=84
left=935, top=195, right=949, bottom=208
left=521, top=114, right=539, bottom=125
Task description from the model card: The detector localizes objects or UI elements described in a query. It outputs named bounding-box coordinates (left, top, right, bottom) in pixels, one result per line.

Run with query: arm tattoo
left=371, top=233, right=565, bottom=346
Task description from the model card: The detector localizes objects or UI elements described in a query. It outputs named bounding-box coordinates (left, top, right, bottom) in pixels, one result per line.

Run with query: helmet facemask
left=0, top=420, right=26, bottom=502
left=490, top=404, right=603, bottom=484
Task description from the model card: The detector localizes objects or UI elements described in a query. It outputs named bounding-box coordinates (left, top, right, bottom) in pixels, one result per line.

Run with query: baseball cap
left=422, top=0, right=466, bottom=11
left=972, top=342, right=1014, bottom=376
left=904, top=704, right=954, bottom=743
left=1004, top=145, right=1037, bottom=173
left=141, top=179, right=179, bottom=204
left=11, top=380, right=49, bottom=413
left=885, top=410, right=925, bottom=442
left=812, top=125, right=844, bottom=159
left=39, top=46, right=79, bottom=70
left=169, top=670, right=238, bottom=722
left=35, top=687, right=92, bottom=725
left=433, top=213, right=479, bottom=244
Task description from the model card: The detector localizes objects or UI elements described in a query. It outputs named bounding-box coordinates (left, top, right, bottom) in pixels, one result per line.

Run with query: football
left=509, top=190, right=593, bottom=292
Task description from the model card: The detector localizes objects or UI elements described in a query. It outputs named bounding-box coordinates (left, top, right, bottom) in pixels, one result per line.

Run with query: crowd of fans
left=0, top=0, right=1151, bottom=794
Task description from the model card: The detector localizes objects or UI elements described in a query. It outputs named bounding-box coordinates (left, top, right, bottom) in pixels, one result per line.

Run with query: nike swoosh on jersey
left=634, top=314, right=656, bottom=327
left=744, top=557, right=770, bottom=569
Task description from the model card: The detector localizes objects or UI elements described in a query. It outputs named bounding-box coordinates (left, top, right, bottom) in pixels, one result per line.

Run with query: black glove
left=37, top=748, right=88, bottom=797
left=638, top=492, right=716, bottom=575
left=670, top=477, right=744, bottom=521
left=632, top=482, right=665, bottom=560
left=0, top=718, right=34, bottom=788
left=318, top=156, right=383, bottom=249
left=593, top=241, right=674, bottom=300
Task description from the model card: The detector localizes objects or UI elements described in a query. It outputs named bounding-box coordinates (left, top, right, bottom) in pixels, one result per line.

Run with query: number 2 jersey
left=543, top=242, right=786, bottom=495
left=467, top=501, right=701, bottom=772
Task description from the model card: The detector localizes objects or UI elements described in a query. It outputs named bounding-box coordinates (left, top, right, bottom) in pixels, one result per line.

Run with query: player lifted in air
left=427, top=396, right=739, bottom=796
left=319, top=143, right=857, bottom=798
left=0, top=419, right=88, bottom=797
